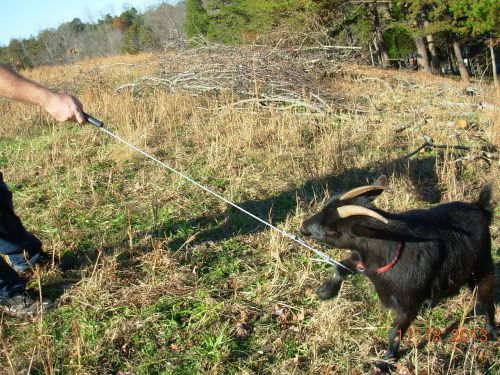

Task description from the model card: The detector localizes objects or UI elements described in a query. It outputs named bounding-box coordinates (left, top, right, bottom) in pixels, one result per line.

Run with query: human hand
left=44, top=92, right=85, bottom=124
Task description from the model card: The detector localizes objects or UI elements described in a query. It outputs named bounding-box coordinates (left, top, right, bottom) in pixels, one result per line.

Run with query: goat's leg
left=317, top=252, right=359, bottom=300
left=477, top=273, right=498, bottom=340
left=385, top=311, right=415, bottom=359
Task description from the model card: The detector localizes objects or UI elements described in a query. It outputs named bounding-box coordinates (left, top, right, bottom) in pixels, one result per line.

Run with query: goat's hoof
left=374, top=360, right=396, bottom=374
left=383, top=350, right=398, bottom=360
left=487, top=327, right=499, bottom=341
left=316, top=279, right=341, bottom=300
left=375, top=353, right=397, bottom=374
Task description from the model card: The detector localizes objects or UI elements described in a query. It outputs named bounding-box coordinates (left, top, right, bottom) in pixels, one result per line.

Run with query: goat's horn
left=340, top=185, right=385, bottom=200
left=337, top=205, right=388, bottom=224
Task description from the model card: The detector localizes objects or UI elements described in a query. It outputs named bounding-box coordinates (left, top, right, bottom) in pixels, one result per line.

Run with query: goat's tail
left=477, top=183, right=494, bottom=223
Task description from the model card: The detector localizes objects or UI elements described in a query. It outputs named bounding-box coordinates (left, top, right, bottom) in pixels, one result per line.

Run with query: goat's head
left=300, top=175, right=391, bottom=248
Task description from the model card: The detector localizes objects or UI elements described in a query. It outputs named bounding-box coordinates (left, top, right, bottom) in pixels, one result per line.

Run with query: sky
left=0, top=0, right=169, bottom=46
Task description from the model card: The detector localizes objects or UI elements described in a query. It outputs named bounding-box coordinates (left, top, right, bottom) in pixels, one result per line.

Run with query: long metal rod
left=84, top=114, right=350, bottom=271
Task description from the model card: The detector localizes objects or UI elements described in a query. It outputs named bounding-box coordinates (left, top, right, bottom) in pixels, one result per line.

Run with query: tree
left=453, top=42, right=470, bottom=82
left=395, top=1, right=432, bottom=72
left=414, top=35, right=431, bottom=71
left=0, top=3, right=188, bottom=66
left=184, top=0, right=309, bottom=43
left=448, top=0, right=499, bottom=84
left=311, top=0, right=350, bottom=26
left=98, top=14, right=114, bottom=25
left=185, top=0, right=209, bottom=37
left=489, top=39, right=498, bottom=87
left=423, top=17, right=441, bottom=73
left=425, top=0, right=470, bottom=81
left=144, top=2, right=186, bottom=43
left=384, top=3, right=416, bottom=63
left=365, top=2, right=390, bottom=67
left=4, top=39, right=28, bottom=69
left=67, top=18, right=85, bottom=33
left=120, top=7, right=139, bottom=29
left=122, top=16, right=156, bottom=54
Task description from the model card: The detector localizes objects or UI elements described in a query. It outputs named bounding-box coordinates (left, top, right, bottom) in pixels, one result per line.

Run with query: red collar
left=357, top=242, right=403, bottom=275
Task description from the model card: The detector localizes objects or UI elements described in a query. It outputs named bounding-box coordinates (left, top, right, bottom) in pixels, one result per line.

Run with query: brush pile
left=116, top=43, right=347, bottom=114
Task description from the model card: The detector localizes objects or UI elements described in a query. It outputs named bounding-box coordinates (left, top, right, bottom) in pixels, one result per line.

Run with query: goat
left=300, top=175, right=497, bottom=361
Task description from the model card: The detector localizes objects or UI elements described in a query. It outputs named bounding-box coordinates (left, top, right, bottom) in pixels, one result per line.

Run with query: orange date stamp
left=398, top=327, right=489, bottom=344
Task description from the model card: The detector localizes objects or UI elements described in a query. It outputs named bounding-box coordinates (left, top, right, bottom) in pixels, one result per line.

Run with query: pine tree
left=122, top=16, right=156, bottom=54
left=448, top=0, right=498, bottom=37
left=448, top=0, right=499, bottom=84
left=365, top=2, right=390, bottom=67
left=395, top=1, right=432, bottom=72
left=185, top=0, right=209, bottom=37
left=425, top=0, right=471, bottom=81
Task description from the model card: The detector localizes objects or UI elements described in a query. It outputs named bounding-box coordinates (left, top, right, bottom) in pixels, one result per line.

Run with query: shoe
left=0, top=291, right=54, bottom=318
left=9, top=251, right=50, bottom=273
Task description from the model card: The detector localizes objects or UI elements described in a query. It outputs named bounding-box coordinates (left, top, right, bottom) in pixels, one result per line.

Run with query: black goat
left=300, top=175, right=497, bottom=360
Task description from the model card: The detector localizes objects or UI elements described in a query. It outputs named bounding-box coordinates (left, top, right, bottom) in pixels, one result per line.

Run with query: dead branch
left=114, top=44, right=345, bottom=113
left=440, top=101, right=496, bottom=110
left=394, top=135, right=498, bottom=165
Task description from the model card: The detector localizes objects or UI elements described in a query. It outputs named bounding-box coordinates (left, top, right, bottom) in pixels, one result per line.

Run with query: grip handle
left=84, top=113, right=104, bottom=128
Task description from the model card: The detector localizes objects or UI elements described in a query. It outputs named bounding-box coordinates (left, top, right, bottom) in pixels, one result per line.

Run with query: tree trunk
left=414, top=36, right=431, bottom=72
left=490, top=39, right=498, bottom=86
left=423, top=19, right=440, bottom=74
left=447, top=45, right=457, bottom=73
left=446, top=45, right=455, bottom=73
left=394, top=34, right=402, bottom=59
left=453, top=41, right=469, bottom=83
left=344, top=14, right=354, bottom=47
left=366, top=3, right=390, bottom=67
left=373, top=39, right=380, bottom=64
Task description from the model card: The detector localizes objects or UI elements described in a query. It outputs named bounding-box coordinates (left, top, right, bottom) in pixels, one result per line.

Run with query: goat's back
left=374, top=201, right=493, bottom=312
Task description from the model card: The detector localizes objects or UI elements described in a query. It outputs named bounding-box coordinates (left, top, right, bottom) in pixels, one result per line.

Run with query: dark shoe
left=0, top=292, right=53, bottom=318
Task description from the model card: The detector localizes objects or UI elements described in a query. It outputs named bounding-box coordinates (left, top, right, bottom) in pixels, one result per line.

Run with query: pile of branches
left=117, top=43, right=346, bottom=114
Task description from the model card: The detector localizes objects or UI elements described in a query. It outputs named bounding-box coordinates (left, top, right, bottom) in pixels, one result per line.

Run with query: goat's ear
left=360, top=175, right=387, bottom=201
left=340, top=176, right=387, bottom=202
left=372, top=175, right=387, bottom=187
left=351, top=222, right=427, bottom=242
left=350, top=223, right=395, bottom=240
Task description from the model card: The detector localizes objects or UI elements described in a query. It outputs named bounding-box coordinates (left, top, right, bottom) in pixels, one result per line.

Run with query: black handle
left=84, top=113, right=104, bottom=128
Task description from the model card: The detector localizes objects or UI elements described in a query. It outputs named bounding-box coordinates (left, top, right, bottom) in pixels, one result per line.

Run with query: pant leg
left=1, top=180, right=27, bottom=249
left=0, top=233, right=43, bottom=270
left=0, top=255, right=26, bottom=298
left=0, top=236, right=23, bottom=255
left=0, top=176, right=43, bottom=267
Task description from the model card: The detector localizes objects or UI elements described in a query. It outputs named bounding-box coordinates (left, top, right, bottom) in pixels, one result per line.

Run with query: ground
left=0, top=49, right=498, bottom=374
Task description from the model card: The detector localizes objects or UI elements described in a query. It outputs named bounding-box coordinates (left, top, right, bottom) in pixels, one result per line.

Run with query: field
left=0, top=47, right=499, bottom=374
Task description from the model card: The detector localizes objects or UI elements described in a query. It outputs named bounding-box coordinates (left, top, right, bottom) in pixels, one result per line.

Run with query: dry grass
left=0, top=49, right=498, bottom=374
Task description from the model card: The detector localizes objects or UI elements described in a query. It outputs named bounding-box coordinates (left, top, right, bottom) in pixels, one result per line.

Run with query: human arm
left=0, top=64, right=85, bottom=123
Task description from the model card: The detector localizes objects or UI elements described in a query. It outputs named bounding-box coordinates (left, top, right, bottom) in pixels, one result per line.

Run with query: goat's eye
left=325, top=228, right=338, bottom=236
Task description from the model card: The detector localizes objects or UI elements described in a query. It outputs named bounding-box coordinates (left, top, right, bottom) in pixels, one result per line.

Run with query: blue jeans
left=0, top=256, right=26, bottom=297
left=0, top=176, right=42, bottom=297
left=0, top=233, right=42, bottom=271
left=0, top=235, right=42, bottom=297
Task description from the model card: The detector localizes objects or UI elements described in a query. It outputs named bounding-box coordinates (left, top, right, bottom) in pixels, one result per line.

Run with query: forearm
left=0, top=64, right=53, bottom=108
left=0, top=63, right=85, bottom=123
